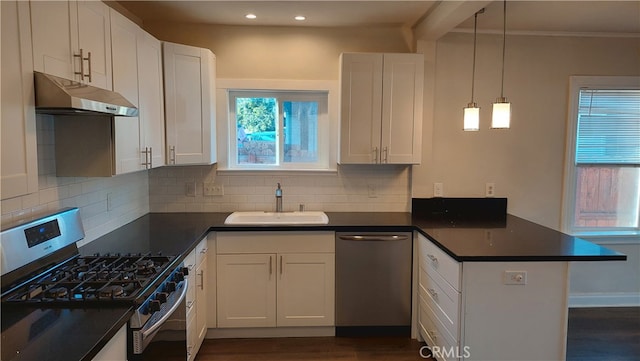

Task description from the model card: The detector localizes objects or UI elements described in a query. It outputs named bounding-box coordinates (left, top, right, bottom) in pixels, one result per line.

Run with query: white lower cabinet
left=216, top=232, right=335, bottom=329
left=185, top=236, right=209, bottom=361
left=1, top=0, right=38, bottom=200
left=416, top=233, right=569, bottom=361
left=91, top=325, right=126, bottom=361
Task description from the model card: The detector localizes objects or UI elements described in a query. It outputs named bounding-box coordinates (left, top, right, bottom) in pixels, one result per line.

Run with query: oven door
left=129, top=278, right=188, bottom=361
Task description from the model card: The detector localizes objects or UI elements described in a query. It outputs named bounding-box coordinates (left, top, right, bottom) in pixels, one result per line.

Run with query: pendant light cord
left=470, top=9, right=483, bottom=104
left=470, top=11, right=478, bottom=103
left=499, top=0, right=507, bottom=99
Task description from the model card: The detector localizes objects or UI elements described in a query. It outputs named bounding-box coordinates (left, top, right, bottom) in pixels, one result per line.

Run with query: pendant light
left=491, top=0, right=511, bottom=129
left=463, top=9, right=484, bottom=131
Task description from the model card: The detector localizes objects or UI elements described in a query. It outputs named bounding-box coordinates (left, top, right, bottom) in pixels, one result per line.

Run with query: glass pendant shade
left=463, top=104, right=480, bottom=131
left=491, top=98, right=511, bottom=129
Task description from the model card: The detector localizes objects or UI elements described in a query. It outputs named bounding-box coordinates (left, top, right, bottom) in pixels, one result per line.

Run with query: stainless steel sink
left=224, top=211, right=329, bottom=225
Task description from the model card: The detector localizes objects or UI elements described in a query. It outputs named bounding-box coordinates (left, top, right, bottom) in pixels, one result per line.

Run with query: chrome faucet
left=275, top=183, right=283, bottom=212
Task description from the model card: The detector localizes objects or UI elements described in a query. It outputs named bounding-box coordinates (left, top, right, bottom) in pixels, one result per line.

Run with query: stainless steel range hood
left=34, top=71, right=138, bottom=117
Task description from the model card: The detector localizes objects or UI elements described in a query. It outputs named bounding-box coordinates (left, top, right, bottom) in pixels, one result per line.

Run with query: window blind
left=576, top=89, right=640, bottom=165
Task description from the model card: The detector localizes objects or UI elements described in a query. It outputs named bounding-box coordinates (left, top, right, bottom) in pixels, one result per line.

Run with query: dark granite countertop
left=1, top=210, right=626, bottom=361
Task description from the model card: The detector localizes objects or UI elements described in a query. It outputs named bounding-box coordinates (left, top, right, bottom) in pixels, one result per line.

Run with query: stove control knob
left=174, top=272, right=185, bottom=282
left=181, top=267, right=189, bottom=276
left=165, top=281, right=177, bottom=292
left=149, top=299, right=161, bottom=312
left=156, top=292, right=168, bottom=303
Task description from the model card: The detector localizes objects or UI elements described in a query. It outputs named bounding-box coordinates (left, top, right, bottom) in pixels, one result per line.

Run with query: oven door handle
left=141, top=279, right=188, bottom=340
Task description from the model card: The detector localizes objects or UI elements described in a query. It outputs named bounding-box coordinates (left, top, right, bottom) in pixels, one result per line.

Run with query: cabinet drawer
left=419, top=294, right=460, bottom=361
left=418, top=234, right=460, bottom=290
left=217, top=232, right=334, bottom=254
left=184, top=249, right=197, bottom=305
left=196, top=238, right=209, bottom=265
left=419, top=266, right=460, bottom=341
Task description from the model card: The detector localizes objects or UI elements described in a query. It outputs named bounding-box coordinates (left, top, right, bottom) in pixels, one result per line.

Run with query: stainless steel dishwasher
left=335, top=232, right=412, bottom=336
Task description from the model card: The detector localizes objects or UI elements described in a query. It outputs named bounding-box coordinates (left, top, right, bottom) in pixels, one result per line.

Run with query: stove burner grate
left=2, top=253, right=174, bottom=306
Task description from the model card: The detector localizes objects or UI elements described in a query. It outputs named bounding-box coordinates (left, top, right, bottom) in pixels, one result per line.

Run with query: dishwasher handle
left=338, top=235, right=409, bottom=242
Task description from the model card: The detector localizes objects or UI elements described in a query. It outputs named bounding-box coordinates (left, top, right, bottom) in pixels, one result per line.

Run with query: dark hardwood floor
left=195, top=307, right=640, bottom=361
left=566, top=307, right=640, bottom=361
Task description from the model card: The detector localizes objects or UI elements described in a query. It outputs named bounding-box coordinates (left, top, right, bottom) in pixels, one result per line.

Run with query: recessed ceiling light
left=245, top=13, right=257, bottom=20
left=294, top=15, right=306, bottom=21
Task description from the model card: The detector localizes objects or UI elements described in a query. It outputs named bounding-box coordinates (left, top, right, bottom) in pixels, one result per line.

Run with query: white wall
left=0, top=115, right=150, bottom=246
left=413, top=32, right=640, bottom=229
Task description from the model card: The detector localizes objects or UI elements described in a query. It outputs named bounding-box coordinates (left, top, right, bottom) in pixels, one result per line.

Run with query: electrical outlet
left=434, top=183, right=444, bottom=197
left=485, top=183, right=495, bottom=197
left=204, top=182, right=224, bottom=196
left=504, top=271, right=527, bottom=285
left=186, top=181, right=197, bottom=197
left=368, top=184, right=378, bottom=198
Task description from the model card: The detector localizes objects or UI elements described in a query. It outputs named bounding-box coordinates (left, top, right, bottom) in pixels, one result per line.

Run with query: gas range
left=2, top=252, right=175, bottom=305
left=0, top=208, right=190, bottom=360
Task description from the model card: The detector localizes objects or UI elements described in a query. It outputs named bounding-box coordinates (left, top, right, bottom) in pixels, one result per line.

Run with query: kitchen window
left=227, top=90, right=330, bottom=170
left=562, top=76, right=640, bottom=235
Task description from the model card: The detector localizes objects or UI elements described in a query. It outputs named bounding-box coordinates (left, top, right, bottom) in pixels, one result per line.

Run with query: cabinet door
left=164, top=42, right=216, bottom=165
left=76, top=0, right=112, bottom=90
left=110, top=9, right=143, bottom=175
left=216, top=254, right=276, bottom=328
left=195, top=252, right=208, bottom=349
left=277, top=253, right=335, bottom=327
left=381, top=53, right=424, bottom=164
left=339, top=53, right=383, bottom=164
left=30, top=0, right=78, bottom=81
left=1, top=1, right=38, bottom=200
left=137, top=31, right=165, bottom=168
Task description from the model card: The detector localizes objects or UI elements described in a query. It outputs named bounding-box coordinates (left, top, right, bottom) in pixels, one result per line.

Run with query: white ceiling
left=118, top=0, right=640, bottom=36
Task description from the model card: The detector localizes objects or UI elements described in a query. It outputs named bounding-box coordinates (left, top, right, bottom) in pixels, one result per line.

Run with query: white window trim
left=561, top=75, right=640, bottom=236
left=216, top=78, right=338, bottom=173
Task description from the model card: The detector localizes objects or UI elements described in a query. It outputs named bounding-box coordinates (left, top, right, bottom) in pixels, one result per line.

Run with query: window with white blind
left=562, top=76, right=640, bottom=235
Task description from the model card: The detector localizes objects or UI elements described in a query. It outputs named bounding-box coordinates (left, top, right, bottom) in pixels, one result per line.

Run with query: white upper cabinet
left=137, top=31, right=165, bottom=169
left=163, top=42, right=217, bottom=165
left=51, top=7, right=165, bottom=177
left=1, top=1, right=38, bottom=200
left=339, top=52, right=424, bottom=164
left=110, top=9, right=142, bottom=174
left=30, top=0, right=112, bottom=90
left=110, top=9, right=165, bottom=174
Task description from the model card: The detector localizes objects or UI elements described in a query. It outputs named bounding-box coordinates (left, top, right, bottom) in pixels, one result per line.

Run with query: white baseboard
left=569, top=292, right=640, bottom=307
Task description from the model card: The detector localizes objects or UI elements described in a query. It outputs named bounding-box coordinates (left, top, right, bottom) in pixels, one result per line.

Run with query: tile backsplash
left=149, top=164, right=411, bottom=213
left=0, top=115, right=149, bottom=246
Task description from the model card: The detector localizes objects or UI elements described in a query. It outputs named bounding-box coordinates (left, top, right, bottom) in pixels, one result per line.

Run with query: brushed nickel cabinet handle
left=269, top=256, right=273, bottom=276
left=372, top=147, right=379, bottom=163
left=427, top=288, right=438, bottom=299
left=383, top=146, right=388, bottom=163
left=86, top=51, right=92, bottom=82
left=169, top=146, right=176, bottom=164
left=74, top=49, right=85, bottom=81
